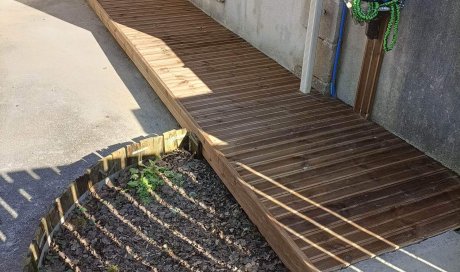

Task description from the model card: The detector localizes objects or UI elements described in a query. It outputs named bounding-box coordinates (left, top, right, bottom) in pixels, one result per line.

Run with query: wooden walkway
left=88, top=0, right=460, bottom=271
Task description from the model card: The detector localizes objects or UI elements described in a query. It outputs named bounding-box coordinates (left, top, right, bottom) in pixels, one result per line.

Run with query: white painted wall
left=189, top=0, right=309, bottom=76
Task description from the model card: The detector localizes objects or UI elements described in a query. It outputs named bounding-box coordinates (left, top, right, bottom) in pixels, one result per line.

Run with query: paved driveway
left=0, top=0, right=177, bottom=270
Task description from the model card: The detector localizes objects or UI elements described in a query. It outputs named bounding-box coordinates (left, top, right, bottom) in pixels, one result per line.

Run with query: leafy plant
left=162, top=168, right=185, bottom=187
left=106, top=264, right=119, bottom=272
left=77, top=206, right=87, bottom=213
left=127, top=160, right=184, bottom=203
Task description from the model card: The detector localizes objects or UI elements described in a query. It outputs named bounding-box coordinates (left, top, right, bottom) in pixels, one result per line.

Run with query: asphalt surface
left=0, top=0, right=177, bottom=270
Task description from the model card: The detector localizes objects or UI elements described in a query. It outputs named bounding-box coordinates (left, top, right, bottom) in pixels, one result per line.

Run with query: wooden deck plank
left=303, top=193, right=460, bottom=259
left=87, top=0, right=460, bottom=271
left=277, top=174, right=459, bottom=235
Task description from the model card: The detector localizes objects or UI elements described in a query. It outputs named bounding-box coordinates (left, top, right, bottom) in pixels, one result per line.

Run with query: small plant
left=127, top=160, right=184, bottom=203
left=77, top=206, right=87, bottom=213
left=163, top=168, right=185, bottom=187
left=106, top=264, right=119, bottom=272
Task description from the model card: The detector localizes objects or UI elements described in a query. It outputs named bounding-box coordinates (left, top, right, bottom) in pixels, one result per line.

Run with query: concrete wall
left=188, top=0, right=459, bottom=173
left=189, top=0, right=309, bottom=76
left=189, top=0, right=342, bottom=93
left=336, top=1, right=460, bottom=173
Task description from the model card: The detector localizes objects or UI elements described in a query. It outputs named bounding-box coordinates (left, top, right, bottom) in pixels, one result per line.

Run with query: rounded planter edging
left=23, top=129, right=189, bottom=272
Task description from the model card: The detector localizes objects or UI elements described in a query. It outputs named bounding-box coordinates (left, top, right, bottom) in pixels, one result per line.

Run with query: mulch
left=41, top=150, right=287, bottom=272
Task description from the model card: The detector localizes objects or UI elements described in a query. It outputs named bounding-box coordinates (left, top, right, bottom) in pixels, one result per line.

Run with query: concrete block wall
left=313, top=0, right=342, bottom=94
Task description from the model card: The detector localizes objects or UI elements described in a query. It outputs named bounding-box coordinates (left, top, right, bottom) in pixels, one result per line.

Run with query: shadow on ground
left=0, top=0, right=178, bottom=270
left=0, top=136, right=159, bottom=271
left=16, top=0, right=174, bottom=132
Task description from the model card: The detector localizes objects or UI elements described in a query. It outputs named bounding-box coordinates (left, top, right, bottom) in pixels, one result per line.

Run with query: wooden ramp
left=88, top=0, right=460, bottom=271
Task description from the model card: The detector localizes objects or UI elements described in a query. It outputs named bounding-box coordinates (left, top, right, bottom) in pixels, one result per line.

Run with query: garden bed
left=41, top=150, right=286, bottom=272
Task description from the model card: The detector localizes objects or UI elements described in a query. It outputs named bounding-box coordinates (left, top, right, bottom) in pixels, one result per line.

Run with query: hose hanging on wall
left=349, top=0, right=401, bottom=51
left=330, top=1, right=348, bottom=97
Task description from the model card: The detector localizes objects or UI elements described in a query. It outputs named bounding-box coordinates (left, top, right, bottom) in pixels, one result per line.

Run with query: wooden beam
left=300, top=0, right=324, bottom=93
left=354, top=16, right=389, bottom=118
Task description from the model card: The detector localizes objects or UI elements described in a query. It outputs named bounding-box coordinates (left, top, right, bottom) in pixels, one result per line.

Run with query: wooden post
left=354, top=15, right=389, bottom=118
left=300, top=0, right=324, bottom=93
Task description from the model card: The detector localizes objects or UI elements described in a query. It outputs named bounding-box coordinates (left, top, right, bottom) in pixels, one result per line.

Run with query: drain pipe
left=300, top=0, right=324, bottom=93
left=330, top=1, right=348, bottom=97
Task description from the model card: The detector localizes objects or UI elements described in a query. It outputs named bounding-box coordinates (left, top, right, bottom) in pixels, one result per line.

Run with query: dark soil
left=41, top=150, right=287, bottom=272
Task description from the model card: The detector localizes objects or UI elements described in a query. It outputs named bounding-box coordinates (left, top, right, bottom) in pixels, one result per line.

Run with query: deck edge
left=85, top=0, right=314, bottom=271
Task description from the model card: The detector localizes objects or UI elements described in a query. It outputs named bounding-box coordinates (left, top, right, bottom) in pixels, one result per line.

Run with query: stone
left=313, top=38, right=336, bottom=83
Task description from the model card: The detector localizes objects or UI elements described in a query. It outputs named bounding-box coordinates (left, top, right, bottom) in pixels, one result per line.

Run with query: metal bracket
left=366, top=14, right=385, bottom=39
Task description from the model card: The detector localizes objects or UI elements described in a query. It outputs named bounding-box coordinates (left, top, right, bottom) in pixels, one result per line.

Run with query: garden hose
left=351, top=0, right=400, bottom=51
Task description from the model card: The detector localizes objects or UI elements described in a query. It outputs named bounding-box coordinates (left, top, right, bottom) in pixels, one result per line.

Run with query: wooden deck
left=87, top=0, right=460, bottom=271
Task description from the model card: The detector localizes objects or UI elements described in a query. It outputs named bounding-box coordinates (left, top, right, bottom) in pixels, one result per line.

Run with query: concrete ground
left=0, top=0, right=177, bottom=270
left=0, top=0, right=458, bottom=272
left=341, top=231, right=460, bottom=272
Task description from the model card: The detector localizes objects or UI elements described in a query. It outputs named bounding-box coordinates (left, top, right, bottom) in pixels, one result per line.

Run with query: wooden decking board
left=304, top=206, right=458, bottom=261
left=294, top=192, right=460, bottom=256
left=131, top=27, right=240, bottom=38
left=262, top=161, right=440, bottom=215
left=302, top=194, right=460, bottom=257
left=206, top=107, right=352, bottom=136
left=188, top=93, right=306, bottom=115
left=253, top=147, right=422, bottom=188
left=182, top=82, right=304, bottom=103
left=241, top=134, right=399, bottom=175
left=193, top=98, right=345, bottom=120
left=214, top=113, right=359, bottom=142
left=134, top=39, right=247, bottom=53
left=195, top=96, right=326, bottom=123
left=114, top=11, right=210, bottom=21
left=88, top=0, right=460, bottom=271
left=186, top=90, right=302, bottom=112
left=304, top=194, right=460, bottom=252
left=130, top=32, right=243, bottom=45
left=228, top=124, right=386, bottom=161
left=239, top=130, right=392, bottom=168
left=117, top=18, right=218, bottom=30
left=244, top=143, right=417, bottom=187
left=280, top=176, right=460, bottom=238
left=220, top=120, right=370, bottom=153
left=275, top=170, right=454, bottom=225
left=138, top=47, right=258, bottom=62
left=312, top=210, right=460, bottom=271
left=141, top=49, right=261, bottom=64
left=266, top=161, right=444, bottom=213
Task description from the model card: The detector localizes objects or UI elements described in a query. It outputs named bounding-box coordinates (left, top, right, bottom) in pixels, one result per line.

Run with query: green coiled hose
left=351, top=0, right=400, bottom=51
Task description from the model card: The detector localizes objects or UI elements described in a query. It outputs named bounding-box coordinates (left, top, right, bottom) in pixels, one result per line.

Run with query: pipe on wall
left=330, top=1, right=348, bottom=97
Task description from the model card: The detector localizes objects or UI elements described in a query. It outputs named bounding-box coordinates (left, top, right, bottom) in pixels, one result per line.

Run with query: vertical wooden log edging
left=22, top=129, right=188, bottom=272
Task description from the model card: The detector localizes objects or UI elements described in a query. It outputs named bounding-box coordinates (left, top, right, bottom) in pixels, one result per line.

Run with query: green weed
left=127, top=160, right=184, bottom=203
left=77, top=206, right=87, bottom=213
left=106, top=264, right=119, bottom=272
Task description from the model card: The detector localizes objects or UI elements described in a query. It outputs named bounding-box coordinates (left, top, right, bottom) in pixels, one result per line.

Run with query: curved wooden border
left=23, top=129, right=188, bottom=272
